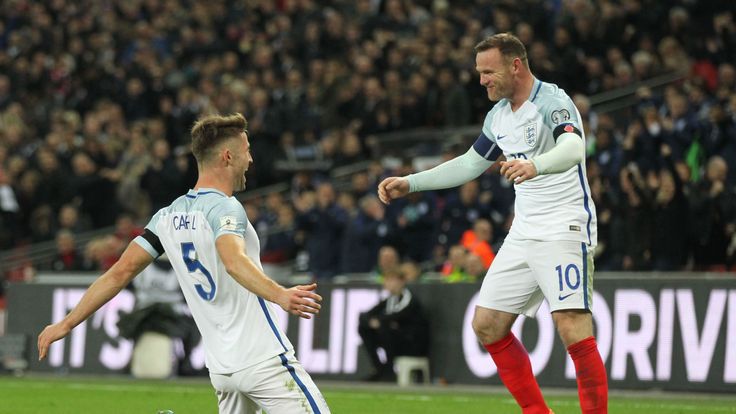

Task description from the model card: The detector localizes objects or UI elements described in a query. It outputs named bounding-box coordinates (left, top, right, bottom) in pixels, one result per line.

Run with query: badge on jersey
left=550, top=109, right=571, bottom=124
left=220, top=216, right=239, bottom=231
left=523, top=122, right=537, bottom=147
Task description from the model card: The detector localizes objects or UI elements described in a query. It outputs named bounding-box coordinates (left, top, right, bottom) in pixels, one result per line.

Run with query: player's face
left=234, top=132, right=253, bottom=191
left=476, top=48, right=513, bottom=101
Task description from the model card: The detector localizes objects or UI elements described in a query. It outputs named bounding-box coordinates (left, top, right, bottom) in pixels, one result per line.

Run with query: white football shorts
left=209, top=349, right=330, bottom=414
left=477, top=239, right=595, bottom=317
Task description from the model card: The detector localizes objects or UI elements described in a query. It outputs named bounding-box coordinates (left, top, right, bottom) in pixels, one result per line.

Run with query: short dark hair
left=190, top=113, right=248, bottom=164
left=474, top=33, right=528, bottom=66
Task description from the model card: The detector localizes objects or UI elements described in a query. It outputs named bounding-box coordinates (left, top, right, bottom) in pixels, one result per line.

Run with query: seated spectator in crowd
left=440, top=181, right=488, bottom=246
left=463, top=253, right=488, bottom=282
left=374, top=245, right=401, bottom=279
left=295, top=182, right=348, bottom=279
left=83, top=235, right=124, bottom=271
left=358, top=269, right=430, bottom=382
left=440, top=245, right=486, bottom=283
left=113, top=212, right=144, bottom=244
left=47, top=230, right=85, bottom=272
left=0, top=166, right=19, bottom=249
left=650, top=145, right=689, bottom=271
left=690, top=156, right=736, bottom=271
left=459, top=218, right=495, bottom=269
left=399, top=260, right=422, bottom=283
left=342, top=195, right=395, bottom=273
left=389, top=191, right=437, bottom=264
left=441, top=245, right=470, bottom=283
left=57, top=204, right=91, bottom=234
left=261, top=205, right=298, bottom=264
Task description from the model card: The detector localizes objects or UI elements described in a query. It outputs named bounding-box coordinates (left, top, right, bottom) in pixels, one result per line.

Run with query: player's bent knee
left=472, top=308, right=515, bottom=344
left=552, top=309, right=593, bottom=347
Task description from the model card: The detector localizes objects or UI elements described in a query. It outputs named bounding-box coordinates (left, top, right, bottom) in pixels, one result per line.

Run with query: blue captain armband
left=472, top=133, right=503, bottom=161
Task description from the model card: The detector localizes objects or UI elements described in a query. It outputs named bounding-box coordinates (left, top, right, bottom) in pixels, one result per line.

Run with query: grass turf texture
left=0, top=375, right=734, bottom=414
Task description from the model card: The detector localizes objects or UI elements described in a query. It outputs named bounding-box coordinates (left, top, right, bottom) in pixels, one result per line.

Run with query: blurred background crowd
left=1, top=0, right=735, bottom=303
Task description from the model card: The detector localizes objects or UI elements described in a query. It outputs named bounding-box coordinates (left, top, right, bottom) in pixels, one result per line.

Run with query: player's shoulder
left=486, top=99, right=509, bottom=116
left=483, top=99, right=510, bottom=125
left=533, top=81, right=578, bottom=125
left=534, top=81, right=574, bottom=108
left=205, top=193, right=244, bottom=214
left=157, top=194, right=192, bottom=215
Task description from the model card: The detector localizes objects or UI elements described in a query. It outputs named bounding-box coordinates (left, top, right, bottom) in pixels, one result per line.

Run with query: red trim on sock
left=484, top=333, right=549, bottom=414
left=568, top=337, right=608, bottom=414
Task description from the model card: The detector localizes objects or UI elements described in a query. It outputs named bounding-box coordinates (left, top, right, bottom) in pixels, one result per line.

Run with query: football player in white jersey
left=39, top=113, right=331, bottom=414
left=378, top=33, right=607, bottom=414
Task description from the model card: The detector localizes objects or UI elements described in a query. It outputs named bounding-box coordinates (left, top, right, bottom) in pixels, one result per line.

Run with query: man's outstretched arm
left=38, top=242, right=155, bottom=360
left=378, top=147, right=495, bottom=204
left=216, top=234, right=322, bottom=319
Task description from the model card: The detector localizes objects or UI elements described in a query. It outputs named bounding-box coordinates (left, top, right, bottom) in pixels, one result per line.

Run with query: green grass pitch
left=0, top=375, right=734, bottom=413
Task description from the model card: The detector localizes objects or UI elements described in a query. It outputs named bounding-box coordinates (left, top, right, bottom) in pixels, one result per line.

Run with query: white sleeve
left=530, top=132, right=584, bottom=175
left=407, top=148, right=493, bottom=192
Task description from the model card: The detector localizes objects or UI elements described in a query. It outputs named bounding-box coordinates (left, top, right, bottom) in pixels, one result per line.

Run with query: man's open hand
left=277, top=283, right=323, bottom=319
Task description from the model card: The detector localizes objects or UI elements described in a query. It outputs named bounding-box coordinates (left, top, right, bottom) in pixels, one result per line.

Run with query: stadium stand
left=0, top=0, right=735, bottom=298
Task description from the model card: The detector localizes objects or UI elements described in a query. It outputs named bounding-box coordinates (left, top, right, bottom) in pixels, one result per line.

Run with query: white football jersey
left=473, top=79, right=597, bottom=247
left=134, top=188, right=293, bottom=374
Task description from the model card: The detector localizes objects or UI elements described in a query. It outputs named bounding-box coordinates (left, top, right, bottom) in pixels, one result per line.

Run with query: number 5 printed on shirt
left=181, top=242, right=216, bottom=301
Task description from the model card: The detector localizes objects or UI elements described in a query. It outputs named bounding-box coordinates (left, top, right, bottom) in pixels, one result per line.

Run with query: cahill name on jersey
left=133, top=188, right=293, bottom=374
left=474, top=79, right=597, bottom=247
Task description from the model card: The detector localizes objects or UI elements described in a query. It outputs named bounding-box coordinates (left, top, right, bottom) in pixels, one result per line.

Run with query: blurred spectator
left=35, top=148, right=72, bottom=213
left=649, top=145, right=689, bottom=271
left=0, top=167, right=19, bottom=249
left=261, top=205, right=298, bottom=264
left=295, top=182, right=347, bottom=279
left=375, top=245, right=401, bottom=279
left=114, top=213, right=144, bottom=244
left=389, top=191, right=437, bottom=264
left=29, top=206, right=56, bottom=243
left=613, top=163, right=653, bottom=271
left=140, top=139, right=185, bottom=214
left=441, top=245, right=472, bottom=283
left=341, top=195, right=394, bottom=273
left=463, top=253, right=488, bottom=281
left=46, top=230, right=85, bottom=272
left=399, top=260, right=422, bottom=283
left=83, top=235, right=124, bottom=271
left=358, top=269, right=430, bottom=382
left=69, top=152, right=119, bottom=228
left=459, top=218, right=496, bottom=269
left=57, top=204, right=91, bottom=234
left=440, top=181, right=488, bottom=246
left=690, top=156, right=736, bottom=270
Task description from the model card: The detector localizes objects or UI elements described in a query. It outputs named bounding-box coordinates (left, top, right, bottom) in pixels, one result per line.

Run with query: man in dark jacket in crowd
left=358, top=269, right=430, bottom=382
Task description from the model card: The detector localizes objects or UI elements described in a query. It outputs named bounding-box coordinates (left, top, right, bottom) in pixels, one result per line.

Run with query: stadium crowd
left=1, top=0, right=735, bottom=301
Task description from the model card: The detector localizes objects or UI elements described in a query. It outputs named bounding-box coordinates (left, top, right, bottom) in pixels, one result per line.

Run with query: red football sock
left=568, top=336, right=608, bottom=414
left=484, top=333, right=549, bottom=414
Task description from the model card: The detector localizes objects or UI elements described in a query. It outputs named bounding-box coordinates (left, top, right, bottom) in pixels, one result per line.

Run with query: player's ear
left=222, top=147, right=233, bottom=166
left=512, top=57, right=521, bottom=72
